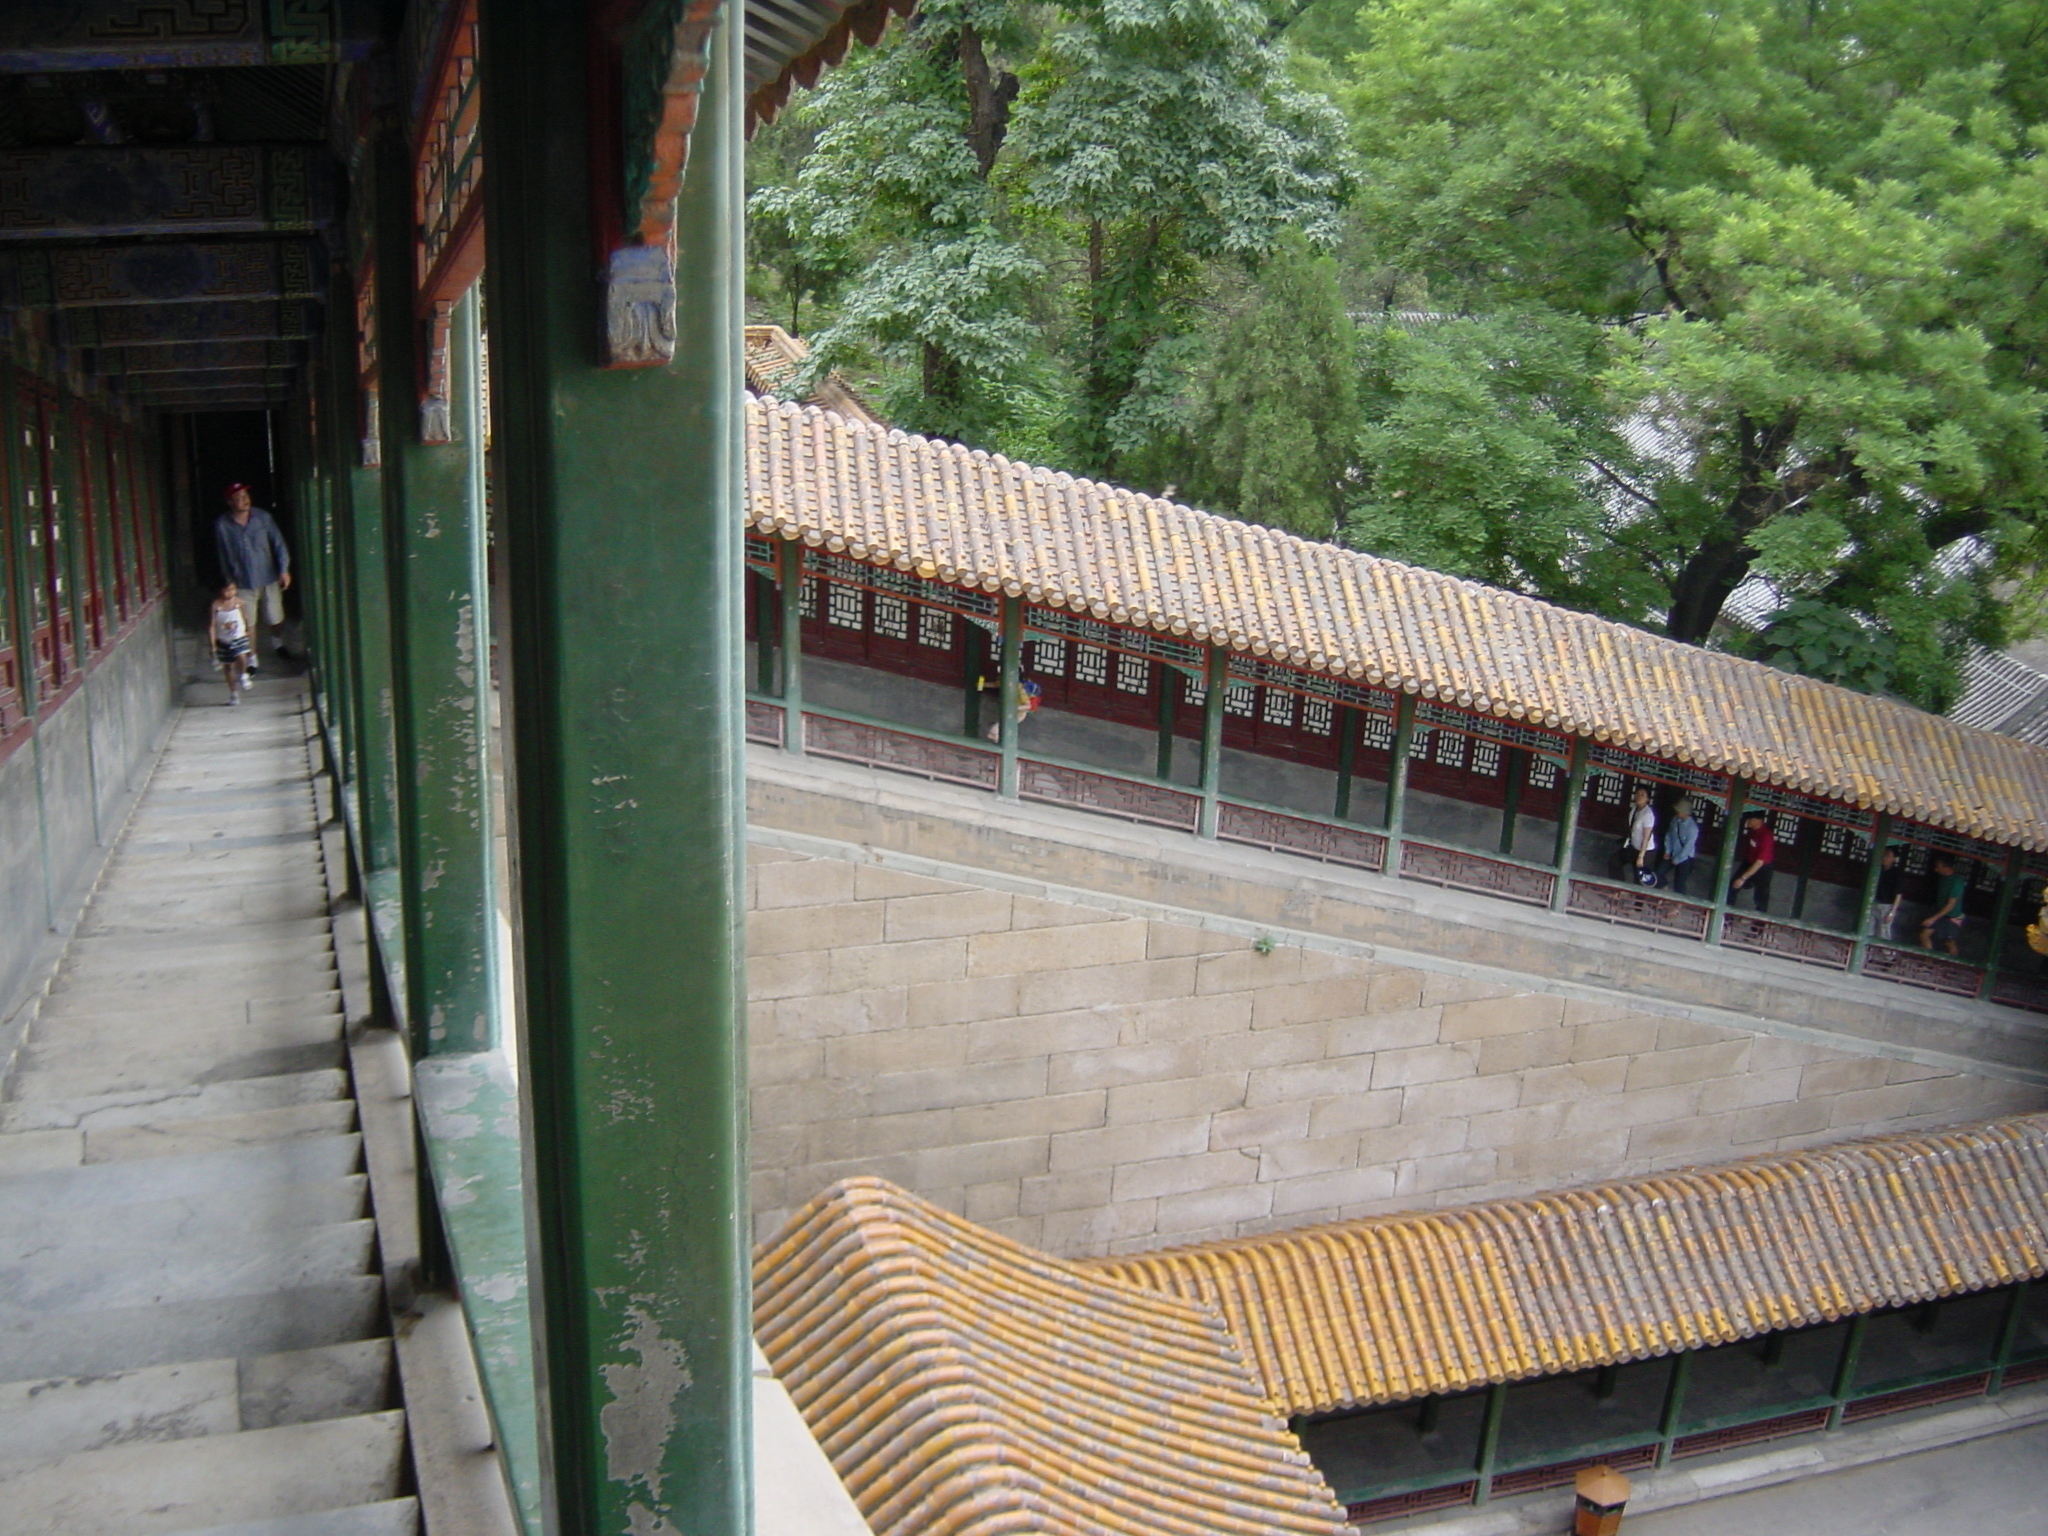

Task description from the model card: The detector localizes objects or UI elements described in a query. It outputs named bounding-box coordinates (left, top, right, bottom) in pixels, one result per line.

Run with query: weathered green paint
left=347, top=395, right=401, bottom=875
left=0, top=366, right=57, bottom=928
left=1989, top=1279, right=2029, bottom=1394
left=778, top=536, right=804, bottom=752
left=998, top=595, right=1022, bottom=797
left=373, top=229, right=498, bottom=1055
left=477, top=1, right=750, bottom=1531
left=1547, top=737, right=1589, bottom=913
left=1706, top=780, right=1750, bottom=945
left=1198, top=646, right=1226, bottom=837
left=1385, top=693, right=1416, bottom=867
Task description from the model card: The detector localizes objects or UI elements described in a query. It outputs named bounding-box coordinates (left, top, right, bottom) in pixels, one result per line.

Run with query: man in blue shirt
left=1658, top=797, right=1701, bottom=894
left=213, top=483, right=292, bottom=672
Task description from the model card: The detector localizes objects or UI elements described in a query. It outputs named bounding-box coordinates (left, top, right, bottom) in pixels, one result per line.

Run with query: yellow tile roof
left=1087, top=1114, right=2048, bottom=1417
left=753, top=1176, right=1348, bottom=1536
left=744, top=394, right=2048, bottom=849
left=744, top=325, right=880, bottom=426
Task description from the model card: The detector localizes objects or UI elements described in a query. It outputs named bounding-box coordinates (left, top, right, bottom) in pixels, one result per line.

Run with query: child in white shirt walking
left=211, top=582, right=253, bottom=704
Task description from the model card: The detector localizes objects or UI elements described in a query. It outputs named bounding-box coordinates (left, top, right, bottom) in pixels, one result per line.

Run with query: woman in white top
left=1613, top=785, right=1657, bottom=882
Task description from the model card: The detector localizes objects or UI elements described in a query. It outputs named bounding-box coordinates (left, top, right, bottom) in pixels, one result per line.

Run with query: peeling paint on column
left=601, top=1302, right=693, bottom=1525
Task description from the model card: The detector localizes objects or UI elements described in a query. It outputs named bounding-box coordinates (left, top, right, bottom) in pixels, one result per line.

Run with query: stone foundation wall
left=746, top=840, right=2047, bottom=1255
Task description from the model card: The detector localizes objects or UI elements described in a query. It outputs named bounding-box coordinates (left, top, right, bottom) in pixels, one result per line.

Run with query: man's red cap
left=225, top=481, right=250, bottom=494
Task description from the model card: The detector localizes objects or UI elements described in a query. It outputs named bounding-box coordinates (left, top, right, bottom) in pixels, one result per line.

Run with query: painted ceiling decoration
left=0, top=0, right=378, bottom=72
left=0, top=242, right=324, bottom=309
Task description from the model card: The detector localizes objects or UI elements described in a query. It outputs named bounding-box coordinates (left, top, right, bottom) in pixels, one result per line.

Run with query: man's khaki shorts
left=237, top=582, right=285, bottom=640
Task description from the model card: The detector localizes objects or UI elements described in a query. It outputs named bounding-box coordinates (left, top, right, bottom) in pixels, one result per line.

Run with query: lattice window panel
left=813, top=550, right=999, bottom=620
left=1471, top=739, right=1502, bottom=777
left=826, top=582, right=864, bottom=630
left=1184, top=674, right=1207, bottom=707
left=1116, top=653, right=1151, bottom=695
left=1975, top=860, right=2005, bottom=891
left=744, top=534, right=779, bottom=577
left=1030, top=637, right=1068, bottom=676
left=1362, top=712, right=1394, bottom=751
left=1588, top=742, right=1731, bottom=803
left=799, top=577, right=818, bottom=619
left=1224, top=682, right=1256, bottom=718
left=872, top=594, right=910, bottom=641
left=1897, top=821, right=2009, bottom=866
left=1593, top=772, right=1625, bottom=805
left=1025, top=604, right=1207, bottom=669
left=1436, top=731, right=1468, bottom=769
left=1409, top=726, right=1433, bottom=760
left=1073, top=645, right=1109, bottom=686
left=1228, top=653, right=1399, bottom=715
left=1821, top=825, right=1850, bottom=857
left=1904, top=846, right=1931, bottom=874
left=1743, top=780, right=1875, bottom=833
left=1773, top=812, right=1799, bottom=845
left=916, top=606, right=954, bottom=650
left=1529, top=756, right=1560, bottom=789
left=1262, top=688, right=1296, bottom=727
left=1417, top=699, right=1570, bottom=765
left=1301, top=697, right=1334, bottom=735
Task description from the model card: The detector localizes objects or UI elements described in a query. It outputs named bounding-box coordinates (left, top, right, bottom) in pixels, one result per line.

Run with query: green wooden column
left=1385, top=693, right=1417, bottom=872
left=1825, top=1315, right=1868, bottom=1429
left=1333, top=705, right=1358, bottom=822
left=1546, top=738, right=1589, bottom=913
left=1155, top=668, right=1178, bottom=782
left=778, top=536, right=804, bottom=752
left=1706, top=780, right=1750, bottom=945
left=1471, top=1382, right=1508, bottom=1504
left=1197, top=646, right=1227, bottom=837
left=1849, top=813, right=1892, bottom=974
left=478, top=1, right=750, bottom=1531
left=345, top=361, right=401, bottom=875
left=373, top=237, right=498, bottom=1055
left=1979, top=846, right=2025, bottom=1000
left=1498, top=748, right=1525, bottom=857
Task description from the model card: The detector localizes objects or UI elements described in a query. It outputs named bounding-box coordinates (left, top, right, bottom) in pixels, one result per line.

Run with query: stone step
left=80, top=1100, right=359, bottom=1164
left=2, top=1069, right=349, bottom=1133
left=0, top=1277, right=385, bottom=1383
left=0, top=1174, right=367, bottom=1248
left=29, top=991, right=343, bottom=1036
left=59, top=919, right=335, bottom=955
left=41, top=962, right=340, bottom=1014
left=0, top=1408, right=407, bottom=1536
left=0, top=1135, right=361, bottom=1213
left=76, top=888, right=334, bottom=932
left=9, top=1038, right=346, bottom=1100
left=25, top=1000, right=339, bottom=1054
left=54, top=935, right=336, bottom=984
left=172, top=1499, right=420, bottom=1536
left=0, top=1339, right=393, bottom=1475
left=0, top=1218, right=375, bottom=1319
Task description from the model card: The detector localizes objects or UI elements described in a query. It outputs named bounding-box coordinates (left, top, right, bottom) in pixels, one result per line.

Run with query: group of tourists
left=1608, top=787, right=1970, bottom=954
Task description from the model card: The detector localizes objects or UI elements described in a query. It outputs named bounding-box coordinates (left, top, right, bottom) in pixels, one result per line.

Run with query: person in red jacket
left=1728, top=811, right=1776, bottom=911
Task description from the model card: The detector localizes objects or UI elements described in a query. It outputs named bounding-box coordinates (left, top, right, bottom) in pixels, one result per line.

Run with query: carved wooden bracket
left=413, top=0, right=483, bottom=440
left=598, top=0, right=727, bottom=368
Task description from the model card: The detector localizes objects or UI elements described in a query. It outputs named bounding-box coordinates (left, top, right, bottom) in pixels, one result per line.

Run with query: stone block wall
left=746, top=842, right=2048, bottom=1256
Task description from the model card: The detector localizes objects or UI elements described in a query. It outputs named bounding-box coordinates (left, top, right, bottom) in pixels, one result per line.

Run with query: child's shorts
left=216, top=637, right=252, bottom=665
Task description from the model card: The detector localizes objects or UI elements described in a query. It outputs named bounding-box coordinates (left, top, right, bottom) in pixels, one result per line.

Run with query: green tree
left=1011, top=0, right=1349, bottom=475
left=1340, top=0, right=2048, bottom=675
left=1186, top=229, right=1358, bottom=538
left=750, top=0, right=1044, bottom=443
left=1345, top=310, right=1644, bottom=604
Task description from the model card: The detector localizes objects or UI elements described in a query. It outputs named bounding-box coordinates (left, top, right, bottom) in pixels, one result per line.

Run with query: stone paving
left=0, top=672, right=416, bottom=1535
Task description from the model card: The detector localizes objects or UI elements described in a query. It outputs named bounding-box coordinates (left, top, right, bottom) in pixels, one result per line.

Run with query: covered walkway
left=0, top=669, right=411, bottom=1533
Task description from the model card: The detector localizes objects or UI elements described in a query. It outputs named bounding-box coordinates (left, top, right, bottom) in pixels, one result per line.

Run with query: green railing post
left=1472, top=1383, right=1508, bottom=1505
left=1498, top=747, right=1524, bottom=857
left=1547, top=737, right=1589, bottom=913
left=1654, top=1350, right=1692, bottom=1467
left=778, top=536, right=804, bottom=752
left=1849, top=813, right=1892, bottom=975
left=1198, top=645, right=1227, bottom=837
left=477, top=1, right=750, bottom=1529
left=1980, top=847, right=2025, bottom=1001
left=998, top=594, right=1022, bottom=797
left=1826, top=1315, right=1868, bottom=1430
left=1385, top=693, right=1416, bottom=872
left=1706, top=779, right=1749, bottom=945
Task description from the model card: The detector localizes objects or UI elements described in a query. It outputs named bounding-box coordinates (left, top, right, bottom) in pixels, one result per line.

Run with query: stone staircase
left=0, top=679, right=417, bottom=1536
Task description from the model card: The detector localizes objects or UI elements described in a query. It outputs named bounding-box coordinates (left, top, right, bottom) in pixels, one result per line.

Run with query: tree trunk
left=1663, top=410, right=1801, bottom=643
left=1664, top=538, right=1754, bottom=643
left=958, top=25, right=1019, bottom=178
